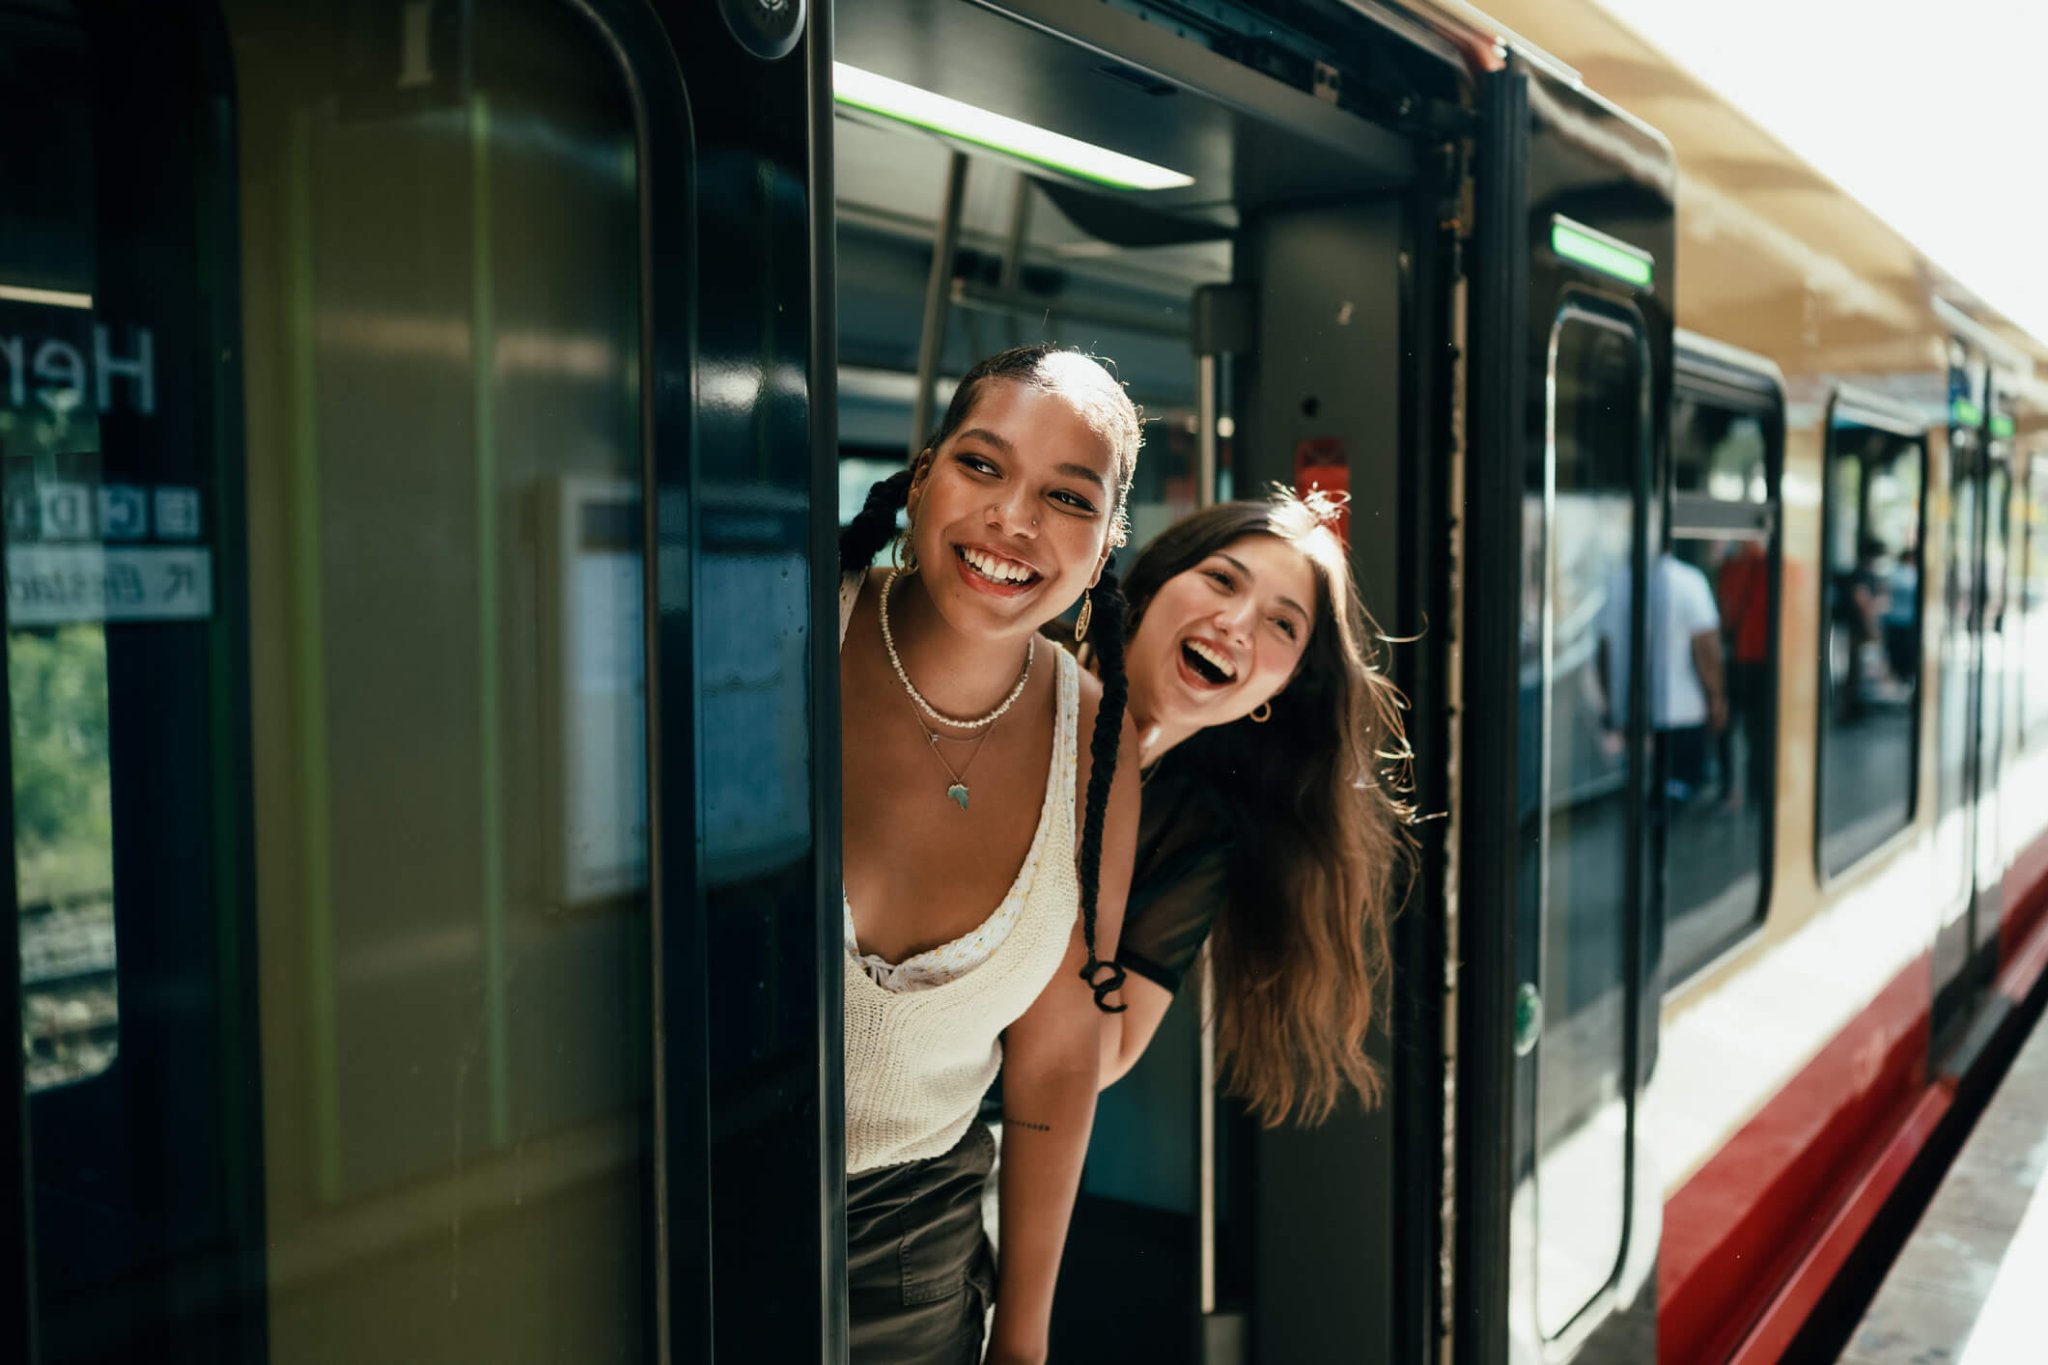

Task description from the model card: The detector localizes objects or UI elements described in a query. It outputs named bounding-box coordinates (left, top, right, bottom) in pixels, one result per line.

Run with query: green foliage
left=8, top=626, right=114, bottom=905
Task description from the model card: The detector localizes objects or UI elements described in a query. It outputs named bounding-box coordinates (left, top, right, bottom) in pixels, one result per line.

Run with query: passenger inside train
left=1089, top=491, right=1413, bottom=1125
left=833, top=0, right=1436, bottom=1344
left=834, top=345, right=1141, bottom=1362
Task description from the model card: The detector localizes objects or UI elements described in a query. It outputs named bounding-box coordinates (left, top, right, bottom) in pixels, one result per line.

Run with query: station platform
left=1839, top=997, right=2048, bottom=1363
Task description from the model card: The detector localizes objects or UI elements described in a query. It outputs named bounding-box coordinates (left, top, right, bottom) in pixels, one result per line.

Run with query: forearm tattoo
left=1006, top=1117, right=1053, bottom=1133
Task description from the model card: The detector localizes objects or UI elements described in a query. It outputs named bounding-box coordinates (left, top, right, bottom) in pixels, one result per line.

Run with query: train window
left=1527, top=303, right=1647, bottom=1337
left=2024, top=455, right=2048, bottom=747
left=12, top=2, right=677, bottom=1360
left=3, top=17, right=120, bottom=1094
left=1662, top=359, right=1783, bottom=982
left=1817, top=398, right=1926, bottom=880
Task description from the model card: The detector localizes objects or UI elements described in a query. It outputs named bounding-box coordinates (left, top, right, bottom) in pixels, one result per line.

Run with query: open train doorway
left=832, top=2, right=1465, bottom=1359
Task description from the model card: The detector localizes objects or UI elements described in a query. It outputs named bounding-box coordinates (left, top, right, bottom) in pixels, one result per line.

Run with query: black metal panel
left=1389, top=144, right=1464, bottom=1365
left=560, top=0, right=715, bottom=1354
left=1454, top=67, right=1529, bottom=1365
left=805, top=0, right=849, bottom=1356
left=642, top=1, right=836, bottom=1359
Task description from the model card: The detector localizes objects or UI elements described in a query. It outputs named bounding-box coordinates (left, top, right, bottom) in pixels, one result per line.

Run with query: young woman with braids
left=1089, top=489, right=1414, bottom=1126
left=835, top=344, right=1141, bottom=1363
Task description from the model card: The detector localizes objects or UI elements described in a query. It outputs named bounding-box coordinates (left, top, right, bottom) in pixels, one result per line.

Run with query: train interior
left=833, top=1, right=1456, bottom=1356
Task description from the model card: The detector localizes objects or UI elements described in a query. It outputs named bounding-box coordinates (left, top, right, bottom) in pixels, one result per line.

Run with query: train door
left=1932, top=358, right=2008, bottom=1036
left=832, top=3, right=1467, bottom=1360
left=1973, top=389, right=2019, bottom=950
left=5, top=2, right=839, bottom=1362
left=1460, top=56, right=1676, bottom=1365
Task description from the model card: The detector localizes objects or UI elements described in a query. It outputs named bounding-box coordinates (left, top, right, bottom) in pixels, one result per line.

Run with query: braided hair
left=839, top=467, right=914, bottom=572
left=837, top=344, right=1141, bottom=1014
left=1075, top=566, right=1130, bottom=1013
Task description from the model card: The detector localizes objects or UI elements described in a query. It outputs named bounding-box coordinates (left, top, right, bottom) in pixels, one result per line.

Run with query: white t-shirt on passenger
left=1651, top=552, right=1720, bottom=729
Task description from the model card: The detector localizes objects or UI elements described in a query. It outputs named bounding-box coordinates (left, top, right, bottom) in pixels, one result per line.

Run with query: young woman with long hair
left=835, top=343, right=1142, bottom=1363
left=1098, top=489, right=1413, bottom=1125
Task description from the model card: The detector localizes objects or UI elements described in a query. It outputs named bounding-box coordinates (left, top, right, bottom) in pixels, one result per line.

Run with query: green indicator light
left=1952, top=397, right=1985, bottom=428
left=833, top=63, right=1194, bottom=192
left=1550, top=218, right=1654, bottom=289
left=1990, top=413, right=2016, bottom=439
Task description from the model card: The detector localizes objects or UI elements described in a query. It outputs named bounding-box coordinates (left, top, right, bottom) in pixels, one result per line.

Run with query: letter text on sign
left=6, top=546, right=214, bottom=625
left=32, top=340, right=85, bottom=409
left=93, top=324, right=155, bottom=416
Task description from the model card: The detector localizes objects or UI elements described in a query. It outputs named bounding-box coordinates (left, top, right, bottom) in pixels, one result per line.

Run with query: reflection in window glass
left=1525, top=310, right=1641, bottom=1339
left=225, top=3, right=657, bottom=1359
left=3, top=17, right=120, bottom=1092
left=1820, top=412, right=1924, bottom=878
left=1664, top=394, right=1777, bottom=977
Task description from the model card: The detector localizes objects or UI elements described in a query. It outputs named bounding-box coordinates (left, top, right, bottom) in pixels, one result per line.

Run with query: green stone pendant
left=947, top=783, right=970, bottom=810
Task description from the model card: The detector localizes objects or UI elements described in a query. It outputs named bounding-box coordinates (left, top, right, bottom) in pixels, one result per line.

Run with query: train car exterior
left=3, top=2, right=2044, bottom=1364
left=1463, top=2, right=2048, bottom=1360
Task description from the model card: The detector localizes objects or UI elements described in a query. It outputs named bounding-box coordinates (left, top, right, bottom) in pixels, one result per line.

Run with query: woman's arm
left=987, top=710, right=1139, bottom=1365
left=1098, top=974, right=1174, bottom=1087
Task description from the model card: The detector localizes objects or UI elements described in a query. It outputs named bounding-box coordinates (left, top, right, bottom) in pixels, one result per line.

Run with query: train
left=4, top=0, right=2044, bottom=1362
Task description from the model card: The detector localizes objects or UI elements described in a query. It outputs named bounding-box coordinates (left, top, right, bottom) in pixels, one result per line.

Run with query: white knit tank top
left=838, top=573, right=1082, bottom=1174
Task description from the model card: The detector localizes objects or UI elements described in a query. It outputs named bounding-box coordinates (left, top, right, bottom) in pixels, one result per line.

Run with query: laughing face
left=1126, top=533, right=1318, bottom=744
left=902, top=379, right=1120, bottom=637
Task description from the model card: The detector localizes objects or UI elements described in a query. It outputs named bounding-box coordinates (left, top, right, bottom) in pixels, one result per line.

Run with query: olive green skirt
left=846, top=1120, right=997, bottom=1364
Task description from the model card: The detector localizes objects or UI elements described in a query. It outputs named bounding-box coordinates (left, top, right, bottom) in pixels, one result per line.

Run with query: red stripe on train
left=1660, top=845, right=2048, bottom=1364
left=2001, top=835, right=2048, bottom=983
left=1656, top=956, right=1929, bottom=1365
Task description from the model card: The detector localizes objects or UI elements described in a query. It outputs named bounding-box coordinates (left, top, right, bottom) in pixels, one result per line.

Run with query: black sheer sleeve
left=1116, top=762, right=1231, bottom=994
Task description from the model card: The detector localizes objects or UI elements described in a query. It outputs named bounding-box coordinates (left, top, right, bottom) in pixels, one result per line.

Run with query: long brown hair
left=1124, top=490, right=1414, bottom=1124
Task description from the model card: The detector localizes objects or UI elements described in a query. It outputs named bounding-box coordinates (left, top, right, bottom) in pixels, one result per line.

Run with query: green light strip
left=1551, top=217, right=1653, bottom=289
left=1990, top=412, right=2016, bottom=439
left=472, top=93, right=512, bottom=1154
left=1952, top=397, right=1985, bottom=429
left=285, top=108, right=343, bottom=1205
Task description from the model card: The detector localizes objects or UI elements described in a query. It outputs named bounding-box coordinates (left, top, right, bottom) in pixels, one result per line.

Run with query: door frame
left=1457, top=55, right=1676, bottom=1365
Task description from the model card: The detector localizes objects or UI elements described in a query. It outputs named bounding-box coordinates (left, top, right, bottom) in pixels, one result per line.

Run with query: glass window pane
left=3, top=10, right=119, bottom=1095
left=14, top=3, right=663, bottom=1360
left=1820, top=414, right=1924, bottom=878
left=1529, top=309, right=1642, bottom=1338
left=1664, top=398, right=1777, bottom=978
left=229, top=7, right=655, bottom=1357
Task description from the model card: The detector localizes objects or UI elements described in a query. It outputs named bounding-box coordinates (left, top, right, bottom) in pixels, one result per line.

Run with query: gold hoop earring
left=1249, top=701, right=1272, bottom=724
left=1074, top=591, right=1093, bottom=642
left=894, top=508, right=921, bottom=574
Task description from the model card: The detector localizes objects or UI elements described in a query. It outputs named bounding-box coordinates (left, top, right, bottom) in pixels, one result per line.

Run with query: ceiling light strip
left=833, top=62, right=1193, bottom=192
left=0, top=283, right=93, bottom=310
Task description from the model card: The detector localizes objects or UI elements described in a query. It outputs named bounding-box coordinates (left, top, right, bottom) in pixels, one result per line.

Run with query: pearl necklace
left=878, top=570, right=1034, bottom=731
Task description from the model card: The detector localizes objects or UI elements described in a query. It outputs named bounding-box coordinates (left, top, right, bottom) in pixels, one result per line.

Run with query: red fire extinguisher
left=1293, top=437, right=1350, bottom=545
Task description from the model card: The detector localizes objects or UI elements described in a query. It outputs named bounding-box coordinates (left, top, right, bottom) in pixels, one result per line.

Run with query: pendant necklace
left=876, top=568, right=1031, bottom=810
left=905, top=697, right=999, bottom=810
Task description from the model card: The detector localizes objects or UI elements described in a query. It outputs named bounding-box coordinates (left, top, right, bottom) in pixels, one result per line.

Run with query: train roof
left=1405, top=0, right=2048, bottom=414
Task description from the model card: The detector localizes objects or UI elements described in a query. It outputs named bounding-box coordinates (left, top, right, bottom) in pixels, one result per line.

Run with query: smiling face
left=1126, top=533, right=1318, bottom=738
left=902, top=378, right=1120, bottom=636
